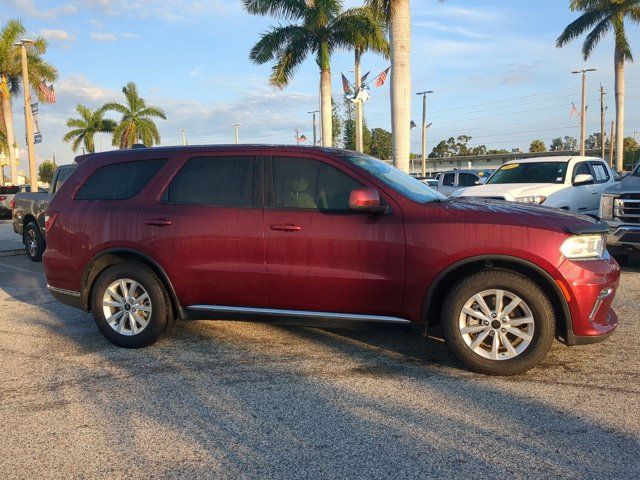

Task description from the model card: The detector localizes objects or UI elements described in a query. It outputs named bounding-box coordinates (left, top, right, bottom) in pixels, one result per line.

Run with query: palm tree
left=353, top=7, right=389, bottom=153
left=0, top=19, right=57, bottom=184
left=366, top=0, right=443, bottom=173
left=101, top=82, right=166, bottom=149
left=557, top=0, right=640, bottom=171
left=63, top=105, right=117, bottom=154
left=243, top=0, right=387, bottom=147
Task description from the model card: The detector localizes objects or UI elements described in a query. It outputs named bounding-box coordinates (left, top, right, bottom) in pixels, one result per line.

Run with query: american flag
left=38, top=81, right=56, bottom=103
left=569, top=102, right=578, bottom=118
left=374, top=67, right=391, bottom=87
left=341, top=74, right=352, bottom=94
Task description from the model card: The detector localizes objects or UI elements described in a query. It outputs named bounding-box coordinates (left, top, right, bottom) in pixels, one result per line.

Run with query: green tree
left=556, top=0, right=640, bottom=171
left=529, top=139, right=547, bottom=153
left=624, top=136, right=639, bottom=151
left=63, top=104, right=117, bottom=154
left=38, top=159, right=55, bottom=184
left=585, top=132, right=603, bottom=149
left=101, top=82, right=166, bottom=149
left=370, top=127, right=392, bottom=160
left=244, top=0, right=387, bottom=148
left=0, top=19, right=57, bottom=184
left=550, top=137, right=564, bottom=151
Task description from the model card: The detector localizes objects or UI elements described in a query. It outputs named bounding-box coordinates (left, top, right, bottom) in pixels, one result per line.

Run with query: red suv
left=43, top=146, right=619, bottom=375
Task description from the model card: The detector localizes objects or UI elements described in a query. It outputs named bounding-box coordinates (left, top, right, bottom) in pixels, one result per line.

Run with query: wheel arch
left=81, top=248, right=182, bottom=319
left=422, top=255, right=573, bottom=343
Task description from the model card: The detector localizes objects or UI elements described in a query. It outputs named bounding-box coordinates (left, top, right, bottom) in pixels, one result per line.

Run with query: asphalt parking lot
left=0, top=254, right=639, bottom=479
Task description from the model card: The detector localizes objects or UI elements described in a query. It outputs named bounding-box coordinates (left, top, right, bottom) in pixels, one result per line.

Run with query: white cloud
left=39, top=29, right=77, bottom=43
left=57, top=75, right=118, bottom=102
left=121, top=32, right=140, bottom=39
left=417, top=6, right=506, bottom=23
left=90, top=32, right=117, bottom=42
left=414, top=21, right=492, bottom=40
left=8, top=0, right=77, bottom=19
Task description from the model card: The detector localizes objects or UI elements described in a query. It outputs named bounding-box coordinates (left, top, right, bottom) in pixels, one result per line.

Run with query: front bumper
left=604, top=220, right=640, bottom=253
left=558, top=254, right=620, bottom=345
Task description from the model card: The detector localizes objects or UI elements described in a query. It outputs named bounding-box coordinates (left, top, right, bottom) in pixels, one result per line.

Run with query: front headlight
left=560, top=235, right=605, bottom=260
left=600, top=195, right=614, bottom=220
left=514, top=195, right=547, bottom=204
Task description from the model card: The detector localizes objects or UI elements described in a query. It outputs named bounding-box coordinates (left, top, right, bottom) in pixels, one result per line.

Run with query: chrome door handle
left=270, top=223, right=302, bottom=232
left=146, top=218, right=173, bottom=226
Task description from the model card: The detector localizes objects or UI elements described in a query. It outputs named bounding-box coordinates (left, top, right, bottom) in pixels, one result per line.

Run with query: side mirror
left=573, top=173, right=594, bottom=186
left=349, top=187, right=387, bottom=214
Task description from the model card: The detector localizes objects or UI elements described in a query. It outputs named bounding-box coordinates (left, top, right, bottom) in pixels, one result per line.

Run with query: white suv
left=453, top=156, right=616, bottom=216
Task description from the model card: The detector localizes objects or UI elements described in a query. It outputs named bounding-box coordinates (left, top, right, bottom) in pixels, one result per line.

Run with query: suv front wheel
left=441, top=270, right=555, bottom=376
left=91, top=262, right=173, bottom=348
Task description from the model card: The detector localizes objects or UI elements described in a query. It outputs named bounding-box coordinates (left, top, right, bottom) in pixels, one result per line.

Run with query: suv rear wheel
left=91, top=262, right=173, bottom=348
left=441, top=270, right=555, bottom=376
left=24, top=221, right=45, bottom=262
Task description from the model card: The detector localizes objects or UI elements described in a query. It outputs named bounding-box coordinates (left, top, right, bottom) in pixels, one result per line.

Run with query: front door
left=263, top=154, right=406, bottom=317
left=571, top=161, right=596, bottom=213
left=143, top=154, right=266, bottom=308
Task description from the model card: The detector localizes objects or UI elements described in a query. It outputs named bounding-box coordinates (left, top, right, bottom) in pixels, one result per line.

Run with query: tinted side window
left=272, top=156, right=361, bottom=211
left=166, top=156, right=254, bottom=207
left=572, top=162, right=591, bottom=181
left=54, top=167, right=74, bottom=194
left=442, top=173, right=455, bottom=186
left=76, top=159, right=166, bottom=200
left=590, top=162, right=610, bottom=184
left=458, top=173, right=478, bottom=187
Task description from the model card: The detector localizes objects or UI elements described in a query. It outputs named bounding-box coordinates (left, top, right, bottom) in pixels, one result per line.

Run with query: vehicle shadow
left=7, top=293, right=640, bottom=478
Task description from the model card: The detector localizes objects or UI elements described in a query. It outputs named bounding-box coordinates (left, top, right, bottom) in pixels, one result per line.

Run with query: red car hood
left=440, top=197, right=603, bottom=235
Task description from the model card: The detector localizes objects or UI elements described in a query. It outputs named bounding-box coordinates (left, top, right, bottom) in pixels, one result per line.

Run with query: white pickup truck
left=453, top=156, right=617, bottom=216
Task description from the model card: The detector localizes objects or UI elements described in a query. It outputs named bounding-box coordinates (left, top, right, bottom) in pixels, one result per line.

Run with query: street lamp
left=416, top=91, right=434, bottom=177
left=572, top=68, right=596, bottom=156
left=308, top=110, right=319, bottom=146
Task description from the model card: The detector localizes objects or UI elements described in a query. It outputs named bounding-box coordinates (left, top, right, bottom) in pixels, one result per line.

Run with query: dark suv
left=44, top=146, right=619, bottom=375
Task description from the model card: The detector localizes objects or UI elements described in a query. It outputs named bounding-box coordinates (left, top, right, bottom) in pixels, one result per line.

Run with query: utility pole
left=180, top=129, right=188, bottom=146
left=609, top=121, right=615, bottom=168
left=232, top=123, right=240, bottom=144
left=308, top=110, right=319, bottom=146
left=600, top=85, right=606, bottom=160
left=354, top=48, right=364, bottom=153
left=16, top=39, right=38, bottom=192
left=572, top=68, right=596, bottom=157
left=416, top=91, right=434, bottom=177
left=295, top=129, right=301, bottom=146
left=52, top=152, right=56, bottom=168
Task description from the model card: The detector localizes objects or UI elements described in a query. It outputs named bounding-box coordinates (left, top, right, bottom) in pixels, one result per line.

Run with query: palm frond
left=613, top=15, right=633, bottom=61
left=101, top=102, right=129, bottom=116
left=582, top=15, right=612, bottom=59
left=243, top=0, right=308, bottom=21
left=556, top=7, right=609, bottom=48
left=270, top=33, right=314, bottom=88
left=249, top=25, right=311, bottom=65
left=137, top=106, right=167, bottom=119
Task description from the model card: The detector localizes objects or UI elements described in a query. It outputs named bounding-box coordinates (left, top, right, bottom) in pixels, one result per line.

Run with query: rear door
left=263, top=153, right=405, bottom=317
left=142, top=153, right=266, bottom=308
left=439, top=173, right=456, bottom=196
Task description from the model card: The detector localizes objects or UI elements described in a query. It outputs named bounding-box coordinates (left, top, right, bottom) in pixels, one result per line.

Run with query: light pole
left=232, top=123, right=240, bottom=144
left=15, top=39, right=37, bottom=192
left=180, top=129, right=188, bottom=146
left=308, top=110, right=319, bottom=146
left=416, top=90, right=434, bottom=177
left=572, top=68, right=596, bottom=156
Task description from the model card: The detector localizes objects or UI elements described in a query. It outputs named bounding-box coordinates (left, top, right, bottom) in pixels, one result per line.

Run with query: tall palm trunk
left=1, top=74, right=18, bottom=185
left=390, top=0, right=412, bottom=172
left=319, top=41, right=333, bottom=147
left=614, top=46, right=625, bottom=171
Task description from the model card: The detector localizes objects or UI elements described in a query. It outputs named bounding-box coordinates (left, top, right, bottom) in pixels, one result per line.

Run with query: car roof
left=439, top=169, right=491, bottom=174
left=501, top=156, right=603, bottom=165
left=73, top=145, right=355, bottom=164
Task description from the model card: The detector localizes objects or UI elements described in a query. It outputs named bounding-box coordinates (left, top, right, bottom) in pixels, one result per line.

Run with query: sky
left=3, top=0, right=640, bottom=168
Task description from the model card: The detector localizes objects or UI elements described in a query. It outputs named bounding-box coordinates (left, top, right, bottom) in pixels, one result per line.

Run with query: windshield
left=341, top=153, right=447, bottom=203
left=487, top=162, right=568, bottom=184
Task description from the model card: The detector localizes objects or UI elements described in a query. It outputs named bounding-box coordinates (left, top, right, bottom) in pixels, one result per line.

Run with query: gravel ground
left=0, top=255, right=639, bottom=479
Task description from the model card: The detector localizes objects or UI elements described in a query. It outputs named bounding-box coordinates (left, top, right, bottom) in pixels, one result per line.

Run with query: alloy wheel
left=458, top=289, right=535, bottom=361
left=102, top=278, right=152, bottom=336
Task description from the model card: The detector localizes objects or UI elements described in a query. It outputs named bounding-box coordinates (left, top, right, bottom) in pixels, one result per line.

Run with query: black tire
left=91, top=262, right=173, bottom=348
left=23, top=221, right=45, bottom=262
left=441, top=270, right=555, bottom=376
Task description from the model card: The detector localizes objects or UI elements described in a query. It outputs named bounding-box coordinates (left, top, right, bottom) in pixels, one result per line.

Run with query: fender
left=423, top=254, right=573, bottom=342
left=80, top=247, right=182, bottom=316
